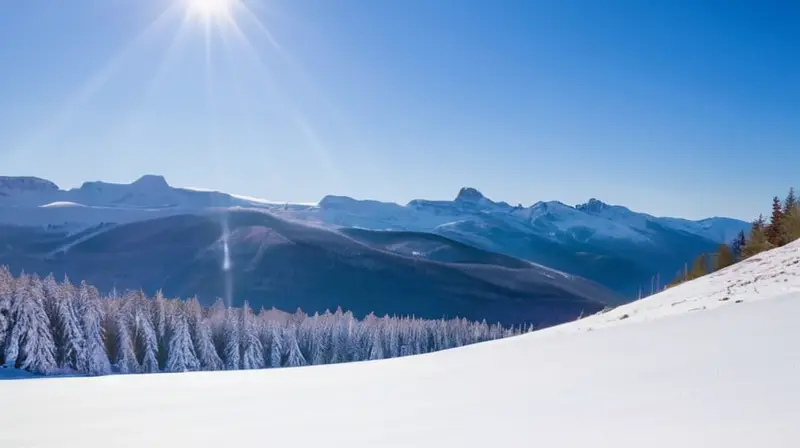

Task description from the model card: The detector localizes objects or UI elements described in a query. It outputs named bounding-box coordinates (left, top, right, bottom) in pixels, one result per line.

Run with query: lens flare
left=185, top=0, right=233, bottom=22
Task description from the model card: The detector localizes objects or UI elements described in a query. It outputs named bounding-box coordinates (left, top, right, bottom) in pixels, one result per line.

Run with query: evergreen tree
left=185, top=297, right=223, bottom=371
left=43, top=275, right=86, bottom=371
left=329, top=313, right=352, bottom=364
left=223, top=308, right=241, bottom=370
left=3, top=275, right=57, bottom=374
left=310, top=320, right=331, bottom=365
left=283, top=324, right=306, bottom=368
left=713, top=244, right=735, bottom=271
left=268, top=323, right=283, bottom=368
left=368, top=326, right=385, bottom=360
left=0, top=266, right=15, bottom=365
left=753, top=214, right=766, bottom=231
left=239, top=302, right=264, bottom=370
left=741, top=222, right=775, bottom=259
left=208, top=299, right=228, bottom=361
left=780, top=204, right=800, bottom=245
left=784, top=187, right=797, bottom=215
left=113, top=300, right=140, bottom=373
left=165, top=307, right=200, bottom=373
left=133, top=296, right=159, bottom=374
left=766, top=196, right=785, bottom=246
left=731, top=231, right=747, bottom=261
left=80, top=292, right=112, bottom=376
left=150, top=290, right=169, bottom=369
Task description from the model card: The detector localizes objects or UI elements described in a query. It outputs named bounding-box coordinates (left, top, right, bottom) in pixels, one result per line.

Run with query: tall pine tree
left=784, top=187, right=797, bottom=215
left=765, top=196, right=784, bottom=246
left=780, top=204, right=800, bottom=245
left=165, top=307, right=200, bottom=373
left=731, top=231, right=747, bottom=261
left=741, top=217, right=774, bottom=259
left=3, top=275, right=57, bottom=374
left=0, top=266, right=14, bottom=365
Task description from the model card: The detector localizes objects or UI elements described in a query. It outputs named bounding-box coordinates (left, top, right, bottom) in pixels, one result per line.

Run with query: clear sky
left=0, top=0, right=797, bottom=220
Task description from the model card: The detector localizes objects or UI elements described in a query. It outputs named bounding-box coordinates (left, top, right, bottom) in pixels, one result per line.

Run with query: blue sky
left=0, top=0, right=797, bottom=220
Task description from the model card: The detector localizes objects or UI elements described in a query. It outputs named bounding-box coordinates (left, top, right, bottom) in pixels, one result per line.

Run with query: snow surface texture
left=2, top=242, right=798, bottom=447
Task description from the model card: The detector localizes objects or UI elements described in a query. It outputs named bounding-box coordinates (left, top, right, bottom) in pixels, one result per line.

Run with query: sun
left=185, top=0, right=234, bottom=22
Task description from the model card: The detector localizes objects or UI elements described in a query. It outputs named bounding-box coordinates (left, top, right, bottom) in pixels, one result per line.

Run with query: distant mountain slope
left=0, top=210, right=622, bottom=327
left=0, top=174, right=750, bottom=297
left=273, top=189, right=750, bottom=296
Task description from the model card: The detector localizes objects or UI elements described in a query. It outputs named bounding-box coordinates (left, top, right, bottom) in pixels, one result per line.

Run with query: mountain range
left=0, top=210, right=620, bottom=327
left=0, top=174, right=750, bottom=297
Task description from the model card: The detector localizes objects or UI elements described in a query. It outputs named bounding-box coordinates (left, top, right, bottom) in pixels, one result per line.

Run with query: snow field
left=1, top=242, right=798, bottom=447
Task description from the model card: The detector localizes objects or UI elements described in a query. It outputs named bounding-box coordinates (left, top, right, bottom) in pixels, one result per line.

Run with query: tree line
left=0, top=268, right=528, bottom=376
left=667, top=187, right=799, bottom=288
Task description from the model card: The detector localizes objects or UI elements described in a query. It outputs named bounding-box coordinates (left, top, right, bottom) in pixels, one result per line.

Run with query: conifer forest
left=0, top=268, right=528, bottom=376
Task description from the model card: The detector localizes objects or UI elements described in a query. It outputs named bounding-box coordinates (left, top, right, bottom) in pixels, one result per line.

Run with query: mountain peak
left=132, top=174, right=169, bottom=189
left=0, top=176, right=59, bottom=193
left=575, top=198, right=611, bottom=213
left=455, top=187, right=486, bottom=202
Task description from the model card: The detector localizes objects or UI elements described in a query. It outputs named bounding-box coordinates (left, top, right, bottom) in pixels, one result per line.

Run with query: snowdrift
left=1, top=241, right=798, bottom=447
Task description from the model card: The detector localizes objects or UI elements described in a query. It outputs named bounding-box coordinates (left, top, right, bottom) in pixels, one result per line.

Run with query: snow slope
left=2, top=242, right=798, bottom=447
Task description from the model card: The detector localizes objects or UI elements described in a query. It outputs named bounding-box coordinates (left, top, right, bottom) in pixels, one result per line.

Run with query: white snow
left=39, top=201, right=87, bottom=208
left=2, top=241, right=798, bottom=447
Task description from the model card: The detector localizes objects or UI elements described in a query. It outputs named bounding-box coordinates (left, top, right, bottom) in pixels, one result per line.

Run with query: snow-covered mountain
left=0, top=210, right=623, bottom=326
left=2, top=239, right=797, bottom=447
left=271, top=187, right=751, bottom=296
left=0, top=175, right=750, bottom=296
left=0, top=175, right=748, bottom=243
left=0, top=174, right=268, bottom=209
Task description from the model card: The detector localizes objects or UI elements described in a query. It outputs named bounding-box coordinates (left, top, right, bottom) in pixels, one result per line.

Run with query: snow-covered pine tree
left=3, top=274, right=58, bottom=374
left=268, top=323, right=283, bottom=368
left=43, top=275, right=87, bottom=371
left=298, top=313, right=316, bottom=361
left=150, top=290, right=169, bottom=369
left=349, top=320, right=369, bottom=362
left=411, top=319, right=426, bottom=355
left=0, top=266, right=15, bottom=365
left=239, top=301, right=264, bottom=370
left=384, top=316, right=400, bottom=358
left=329, top=313, right=351, bottom=364
left=223, top=308, right=241, bottom=370
left=283, top=324, right=306, bottom=368
left=368, top=325, right=385, bottom=361
left=135, top=313, right=160, bottom=373
left=185, top=297, right=223, bottom=371
left=208, top=298, right=228, bottom=360
left=310, top=317, right=331, bottom=366
left=113, top=296, right=140, bottom=374
left=165, top=306, right=200, bottom=373
left=126, top=291, right=159, bottom=374
left=80, top=288, right=111, bottom=376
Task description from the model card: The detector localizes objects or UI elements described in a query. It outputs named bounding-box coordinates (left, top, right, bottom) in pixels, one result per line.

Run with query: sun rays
left=185, top=0, right=235, bottom=23
left=15, top=0, right=345, bottom=190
